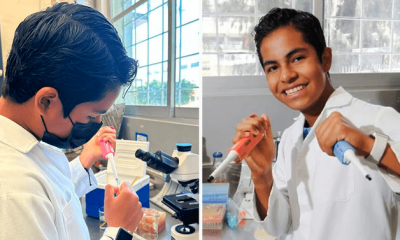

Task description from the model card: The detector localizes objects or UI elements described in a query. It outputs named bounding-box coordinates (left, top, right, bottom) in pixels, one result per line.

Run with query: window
left=176, top=0, right=200, bottom=107
left=324, top=0, right=400, bottom=73
left=202, top=0, right=312, bottom=76
left=74, top=0, right=94, bottom=6
left=111, top=0, right=199, bottom=118
left=203, top=0, right=400, bottom=75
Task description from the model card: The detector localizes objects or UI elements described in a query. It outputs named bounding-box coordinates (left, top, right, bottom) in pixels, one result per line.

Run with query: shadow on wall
left=202, top=137, right=211, bottom=165
left=378, top=90, right=400, bottom=112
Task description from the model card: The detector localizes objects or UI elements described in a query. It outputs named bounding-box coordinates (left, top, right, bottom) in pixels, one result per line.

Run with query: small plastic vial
left=274, top=131, right=282, bottom=162
left=212, top=152, right=227, bottom=182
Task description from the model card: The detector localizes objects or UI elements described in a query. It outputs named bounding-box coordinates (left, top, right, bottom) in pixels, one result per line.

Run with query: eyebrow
left=95, top=110, right=108, bottom=115
left=263, top=48, right=308, bottom=68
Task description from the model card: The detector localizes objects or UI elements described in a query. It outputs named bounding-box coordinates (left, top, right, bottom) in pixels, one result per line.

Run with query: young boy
left=234, top=8, right=400, bottom=240
left=0, top=3, right=142, bottom=239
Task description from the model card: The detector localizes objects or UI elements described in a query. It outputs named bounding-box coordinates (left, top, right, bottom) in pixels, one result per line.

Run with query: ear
left=34, top=87, right=61, bottom=116
left=321, top=47, right=332, bottom=72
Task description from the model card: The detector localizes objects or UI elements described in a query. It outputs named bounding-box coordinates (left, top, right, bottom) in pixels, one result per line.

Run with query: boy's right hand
left=232, top=113, right=275, bottom=186
left=104, top=182, right=144, bottom=233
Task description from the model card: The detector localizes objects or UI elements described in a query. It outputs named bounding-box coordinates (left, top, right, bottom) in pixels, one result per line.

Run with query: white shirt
left=0, top=114, right=119, bottom=239
left=252, top=87, right=400, bottom=240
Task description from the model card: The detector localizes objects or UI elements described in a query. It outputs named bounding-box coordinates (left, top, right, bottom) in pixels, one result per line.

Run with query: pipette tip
left=207, top=176, right=214, bottom=183
left=116, top=179, right=121, bottom=187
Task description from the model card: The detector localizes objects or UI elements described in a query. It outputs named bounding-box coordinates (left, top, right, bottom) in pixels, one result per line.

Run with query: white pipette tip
left=344, top=150, right=372, bottom=181
left=208, top=151, right=238, bottom=182
left=107, top=153, right=120, bottom=187
left=334, top=141, right=371, bottom=181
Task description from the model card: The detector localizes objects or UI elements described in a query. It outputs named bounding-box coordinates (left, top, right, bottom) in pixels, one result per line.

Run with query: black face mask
left=40, top=115, right=102, bottom=149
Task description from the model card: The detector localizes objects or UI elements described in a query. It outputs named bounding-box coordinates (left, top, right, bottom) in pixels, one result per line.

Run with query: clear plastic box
left=202, top=204, right=226, bottom=230
left=137, top=208, right=166, bottom=240
left=226, top=198, right=244, bottom=229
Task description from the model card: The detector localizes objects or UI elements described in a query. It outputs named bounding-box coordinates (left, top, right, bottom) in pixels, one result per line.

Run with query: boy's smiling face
left=260, top=25, right=333, bottom=114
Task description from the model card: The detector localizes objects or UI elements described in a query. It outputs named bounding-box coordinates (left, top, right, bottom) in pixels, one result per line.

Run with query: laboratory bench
left=202, top=219, right=276, bottom=240
left=82, top=189, right=181, bottom=240
left=202, top=167, right=276, bottom=240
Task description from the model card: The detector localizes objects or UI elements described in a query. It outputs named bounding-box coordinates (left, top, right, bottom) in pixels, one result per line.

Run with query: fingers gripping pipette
left=100, top=140, right=120, bottom=187
left=207, top=132, right=264, bottom=182
left=333, top=141, right=371, bottom=181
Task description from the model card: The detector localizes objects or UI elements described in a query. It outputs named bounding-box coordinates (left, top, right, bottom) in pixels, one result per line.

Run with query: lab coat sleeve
left=0, top=193, right=58, bottom=240
left=251, top=132, right=292, bottom=237
left=370, top=107, right=400, bottom=193
left=69, top=156, right=98, bottom=198
left=100, top=227, right=119, bottom=240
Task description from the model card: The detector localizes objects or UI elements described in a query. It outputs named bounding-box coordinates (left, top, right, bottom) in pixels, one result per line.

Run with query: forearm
left=70, top=156, right=98, bottom=197
left=79, top=145, right=95, bottom=169
left=253, top=168, right=273, bottom=219
left=359, top=135, right=400, bottom=176
left=378, top=145, right=400, bottom=176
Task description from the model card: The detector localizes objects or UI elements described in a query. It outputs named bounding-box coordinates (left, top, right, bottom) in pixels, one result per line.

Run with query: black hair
left=2, top=2, right=137, bottom=117
left=254, top=8, right=326, bottom=67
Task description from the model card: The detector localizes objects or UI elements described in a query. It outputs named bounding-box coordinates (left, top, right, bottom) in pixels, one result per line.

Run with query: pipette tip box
left=202, top=204, right=226, bottom=230
left=202, top=183, right=229, bottom=204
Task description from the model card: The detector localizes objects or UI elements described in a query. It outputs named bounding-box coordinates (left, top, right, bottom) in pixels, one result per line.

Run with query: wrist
left=104, top=227, right=133, bottom=240
left=79, top=146, right=93, bottom=169
left=252, top=168, right=273, bottom=190
left=360, top=134, right=375, bottom=158
left=368, top=132, right=389, bottom=163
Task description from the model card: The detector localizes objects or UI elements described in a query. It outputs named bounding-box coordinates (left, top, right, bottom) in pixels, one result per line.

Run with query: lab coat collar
left=323, top=86, right=352, bottom=110
left=291, top=86, right=353, bottom=144
left=0, top=115, right=39, bottom=153
left=293, top=86, right=353, bottom=122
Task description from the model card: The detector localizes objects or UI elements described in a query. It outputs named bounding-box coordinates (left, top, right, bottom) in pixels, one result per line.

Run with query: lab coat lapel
left=296, top=87, right=354, bottom=147
left=291, top=114, right=306, bottom=152
left=304, top=87, right=353, bottom=143
left=290, top=87, right=353, bottom=230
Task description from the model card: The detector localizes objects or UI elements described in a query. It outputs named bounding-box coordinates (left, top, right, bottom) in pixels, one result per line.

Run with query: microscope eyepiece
left=135, top=149, right=179, bottom=174
left=156, top=150, right=179, bottom=164
left=135, top=149, right=146, bottom=159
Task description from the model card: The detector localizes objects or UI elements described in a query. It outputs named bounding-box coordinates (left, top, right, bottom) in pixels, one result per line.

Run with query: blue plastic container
left=85, top=171, right=150, bottom=218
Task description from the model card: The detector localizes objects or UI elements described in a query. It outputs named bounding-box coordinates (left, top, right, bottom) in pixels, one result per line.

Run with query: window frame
left=315, top=0, right=400, bottom=88
left=109, top=0, right=199, bottom=120
left=201, top=0, right=400, bottom=88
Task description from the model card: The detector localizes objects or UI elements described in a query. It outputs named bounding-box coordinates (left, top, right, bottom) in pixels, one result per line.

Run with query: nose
left=96, top=115, right=102, bottom=123
left=280, top=65, right=297, bottom=83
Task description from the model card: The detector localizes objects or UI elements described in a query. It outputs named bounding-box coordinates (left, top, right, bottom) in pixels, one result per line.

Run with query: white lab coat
left=252, top=87, right=400, bottom=240
left=0, top=115, right=112, bottom=239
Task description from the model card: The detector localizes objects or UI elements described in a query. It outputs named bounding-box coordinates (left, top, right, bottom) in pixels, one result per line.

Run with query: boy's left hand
left=79, top=126, right=117, bottom=169
left=315, top=111, right=374, bottom=157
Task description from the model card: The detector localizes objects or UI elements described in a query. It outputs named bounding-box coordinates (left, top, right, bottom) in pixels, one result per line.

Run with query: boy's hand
left=232, top=114, right=276, bottom=185
left=104, top=182, right=144, bottom=233
left=316, top=111, right=374, bottom=157
left=79, top=126, right=117, bottom=169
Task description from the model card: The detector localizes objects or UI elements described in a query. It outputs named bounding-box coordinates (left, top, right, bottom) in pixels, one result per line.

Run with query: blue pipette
left=333, top=141, right=371, bottom=181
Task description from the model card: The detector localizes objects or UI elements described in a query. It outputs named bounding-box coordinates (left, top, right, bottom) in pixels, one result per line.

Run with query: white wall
left=120, top=116, right=199, bottom=155
left=0, top=0, right=54, bottom=70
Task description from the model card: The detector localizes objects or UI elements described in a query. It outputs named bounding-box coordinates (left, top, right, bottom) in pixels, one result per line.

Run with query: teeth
left=285, top=85, right=305, bottom=95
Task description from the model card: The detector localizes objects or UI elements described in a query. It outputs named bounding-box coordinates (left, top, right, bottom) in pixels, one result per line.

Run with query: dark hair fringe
left=2, top=2, right=137, bottom=117
left=254, top=8, right=326, bottom=68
